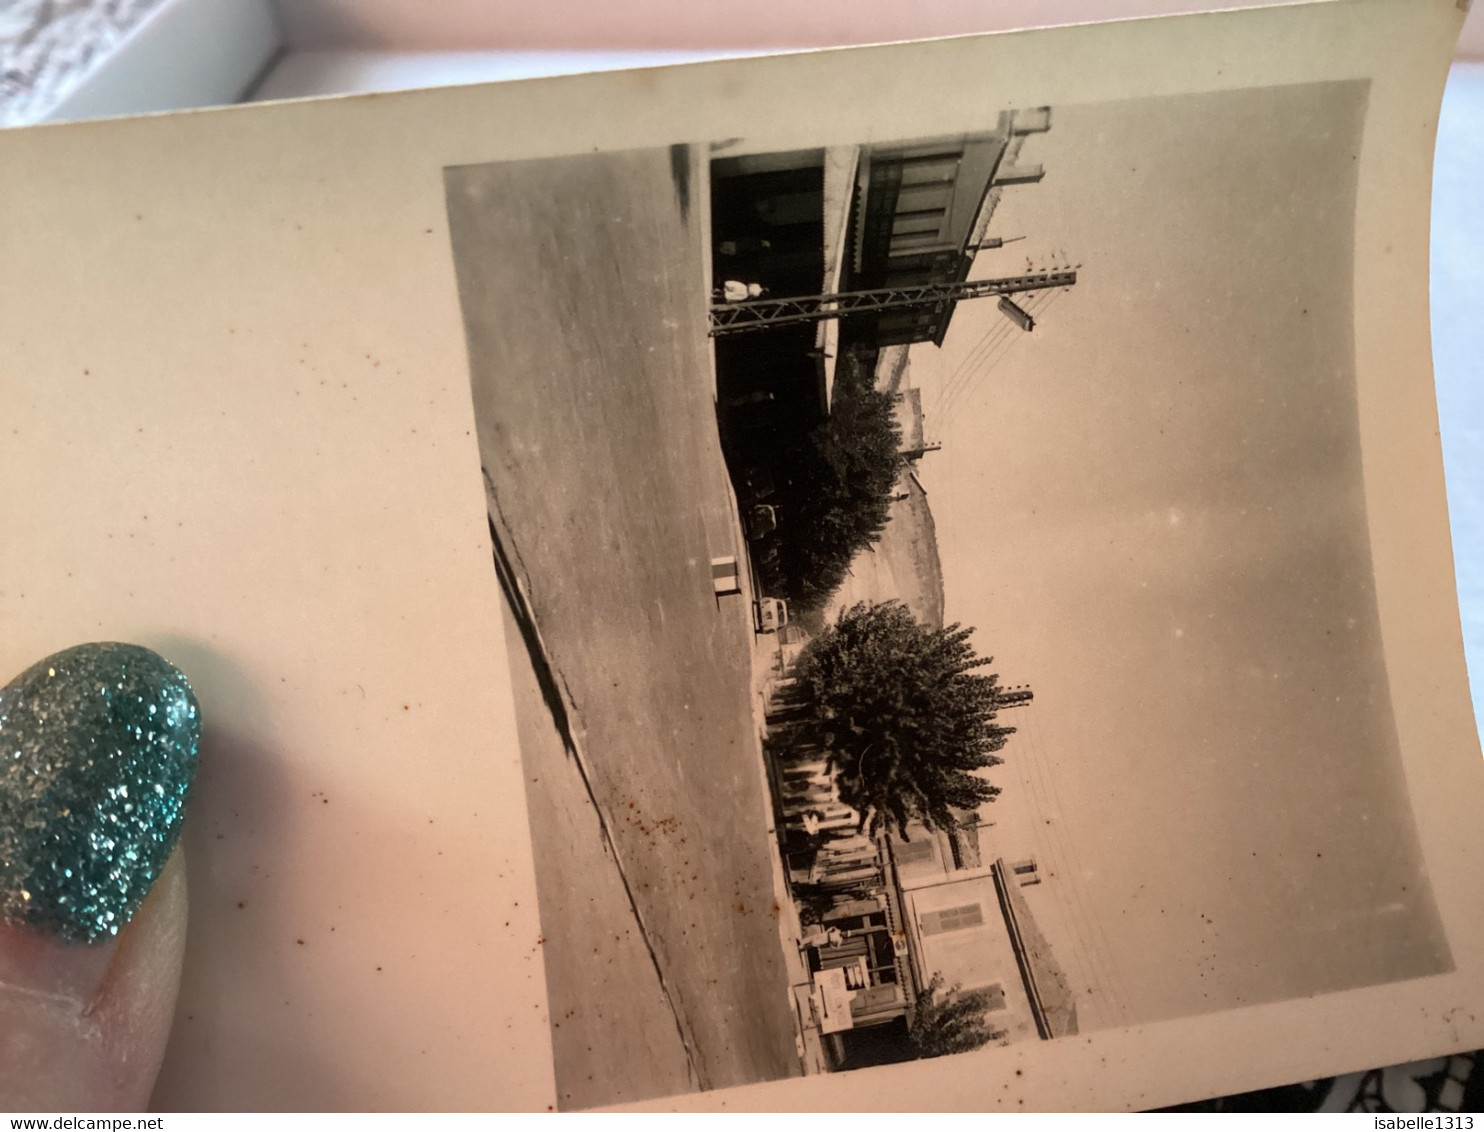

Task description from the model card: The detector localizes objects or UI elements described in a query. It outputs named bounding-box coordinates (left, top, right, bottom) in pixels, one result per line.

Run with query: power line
left=936, top=288, right=1041, bottom=408
left=940, top=306, right=1023, bottom=404
left=1016, top=709, right=1130, bottom=1024
left=937, top=323, right=1003, bottom=405
left=944, top=285, right=1065, bottom=413
left=1018, top=709, right=1136, bottom=1025
left=941, top=288, right=1061, bottom=416
left=1008, top=709, right=1126, bottom=1027
left=992, top=697, right=1131, bottom=1029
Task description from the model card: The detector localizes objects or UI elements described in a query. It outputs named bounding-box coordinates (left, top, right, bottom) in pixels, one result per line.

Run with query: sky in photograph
left=908, top=82, right=1452, bottom=1031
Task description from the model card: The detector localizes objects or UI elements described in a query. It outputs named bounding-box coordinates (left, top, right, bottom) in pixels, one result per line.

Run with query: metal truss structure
left=708, top=270, right=1078, bottom=337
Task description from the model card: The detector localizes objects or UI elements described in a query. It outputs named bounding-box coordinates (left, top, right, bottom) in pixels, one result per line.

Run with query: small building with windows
left=890, top=823, right=1079, bottom=1045
left=781, top=791, right=1078, bottom=1055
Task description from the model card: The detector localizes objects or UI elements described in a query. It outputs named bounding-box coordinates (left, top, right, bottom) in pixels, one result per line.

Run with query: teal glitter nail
left=0, top=643, right=200, bottom=943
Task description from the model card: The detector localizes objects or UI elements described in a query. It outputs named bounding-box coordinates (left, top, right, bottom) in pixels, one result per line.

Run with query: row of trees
left=757, top=352, right=904, bottom=613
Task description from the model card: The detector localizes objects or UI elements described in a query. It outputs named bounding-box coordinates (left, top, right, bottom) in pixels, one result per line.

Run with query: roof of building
left=993, top=859, right=1079, bottom=1039
left=966, top=109, right=1047, bottom=248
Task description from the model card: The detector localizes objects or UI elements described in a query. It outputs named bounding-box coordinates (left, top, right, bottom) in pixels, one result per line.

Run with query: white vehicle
left=755, top=596, right=789, bottom=633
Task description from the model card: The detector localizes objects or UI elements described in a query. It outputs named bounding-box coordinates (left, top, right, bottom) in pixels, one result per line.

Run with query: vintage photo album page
left=0, top=0, right=1480, bottom=1112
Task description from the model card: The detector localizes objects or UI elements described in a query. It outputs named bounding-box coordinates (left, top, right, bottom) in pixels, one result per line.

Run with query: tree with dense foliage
left=778, top=600, right=1015, bottom=837
left=768, top=353, right=902, bottom=611
left=908, top=973, right=1001, bottom=1058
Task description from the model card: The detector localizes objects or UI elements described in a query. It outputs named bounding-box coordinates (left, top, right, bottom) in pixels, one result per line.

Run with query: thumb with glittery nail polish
left=0, top=643, right=200, bottom=1110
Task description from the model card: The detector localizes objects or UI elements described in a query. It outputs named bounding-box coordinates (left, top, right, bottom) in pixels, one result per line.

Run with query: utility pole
left=708, top=269, right=1077, bottom=337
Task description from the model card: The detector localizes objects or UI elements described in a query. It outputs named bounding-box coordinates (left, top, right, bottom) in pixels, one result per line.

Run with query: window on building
left=891, top=213, right=946, bottom=238
left=918, top=902, right=984, bottom=935
left=896, top=184, right=952, bottom=213
left=866, top=931, right=899, bottom=984
left=897, top=157, right=961, bottom=186
left=888, top=231, right=946, bottom=254
left=894, top=839, right=935, bottom=865
left=1010, top=858, right=1041, bottom=886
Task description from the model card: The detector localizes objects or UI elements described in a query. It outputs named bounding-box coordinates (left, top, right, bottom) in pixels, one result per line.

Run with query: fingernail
left=0, top=643, right=200, bottom=944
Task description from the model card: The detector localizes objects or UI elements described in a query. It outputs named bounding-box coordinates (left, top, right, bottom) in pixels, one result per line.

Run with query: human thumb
left=0, top=644, right=199, bottom=1110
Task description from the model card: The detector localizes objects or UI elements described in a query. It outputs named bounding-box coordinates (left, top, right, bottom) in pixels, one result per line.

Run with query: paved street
left=446, top=147, right=800, bottom=1109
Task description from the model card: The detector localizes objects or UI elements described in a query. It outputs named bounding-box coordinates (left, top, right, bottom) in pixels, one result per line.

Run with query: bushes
left=758, top=352, right=902, bottom=611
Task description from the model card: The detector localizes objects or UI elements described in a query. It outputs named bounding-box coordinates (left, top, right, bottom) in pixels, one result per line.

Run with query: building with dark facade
left=710, top=108, right=1052, bottom=430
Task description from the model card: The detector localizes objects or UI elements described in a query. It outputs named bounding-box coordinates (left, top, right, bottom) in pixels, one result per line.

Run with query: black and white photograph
left=444, top=78, right=1451, bottom=1110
